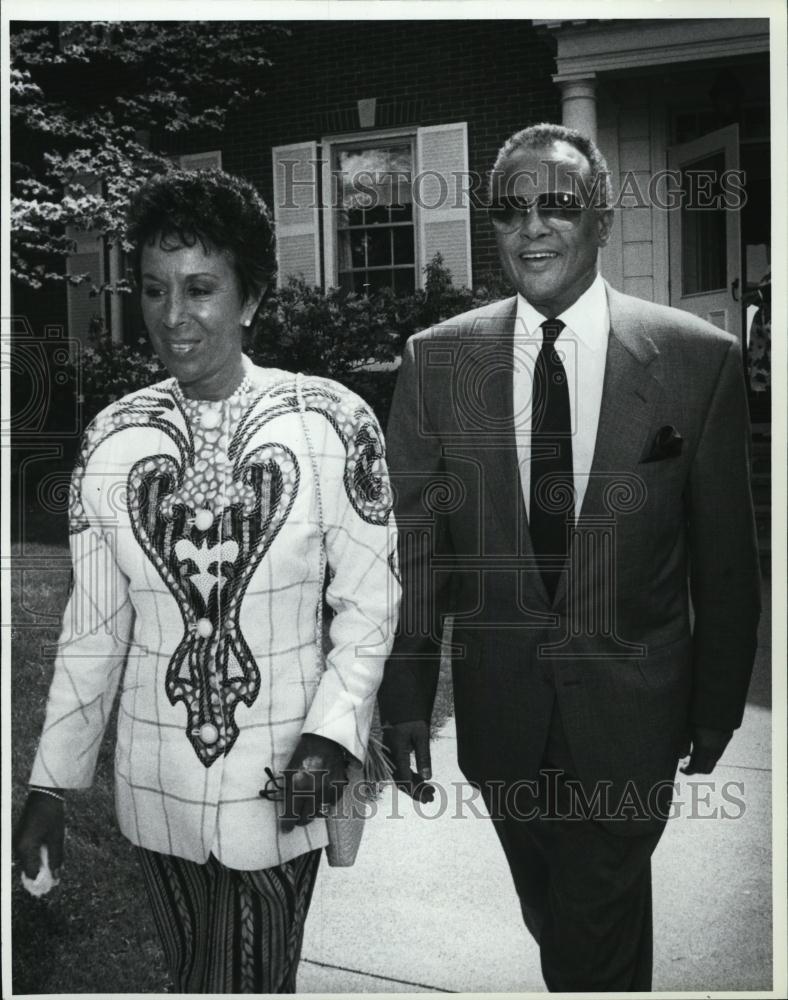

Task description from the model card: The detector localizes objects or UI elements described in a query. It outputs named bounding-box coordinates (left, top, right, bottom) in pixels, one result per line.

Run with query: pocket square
left=642, top=425, right=683, bottom=463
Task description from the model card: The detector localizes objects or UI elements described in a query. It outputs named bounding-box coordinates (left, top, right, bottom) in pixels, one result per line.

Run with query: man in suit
left=379, top=123, right=761, bottom=991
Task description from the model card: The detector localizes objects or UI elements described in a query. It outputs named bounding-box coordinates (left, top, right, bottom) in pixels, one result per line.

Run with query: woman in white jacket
left=13, top=169, right=400, bottom=993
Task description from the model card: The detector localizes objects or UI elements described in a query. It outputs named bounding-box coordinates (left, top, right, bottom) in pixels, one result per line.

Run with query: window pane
left=335, top=144, right=413, bottom=210
left=365, top=270, right=392, bottom=292
left=365, top=205, right=389, bottom=226
left=393, top=226, right=414, bottom=265
left=681, top=152, right=726, bottom=295
left=336, top=230, right=368, bottom=270
left=366, top=228, right=391, bottom=267
left=350, top=233, right=368, bottom=268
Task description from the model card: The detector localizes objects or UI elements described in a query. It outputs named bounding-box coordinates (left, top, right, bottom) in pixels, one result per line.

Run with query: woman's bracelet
left=30, top=786, right=66, bottom=804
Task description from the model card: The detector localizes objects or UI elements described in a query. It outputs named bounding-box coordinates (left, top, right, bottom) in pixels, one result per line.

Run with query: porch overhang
left=534, top=18, right=769, bottom=82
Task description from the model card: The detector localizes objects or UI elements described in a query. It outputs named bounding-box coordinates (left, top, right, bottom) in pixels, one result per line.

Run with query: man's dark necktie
left=530, top=319, right=574, bottom=600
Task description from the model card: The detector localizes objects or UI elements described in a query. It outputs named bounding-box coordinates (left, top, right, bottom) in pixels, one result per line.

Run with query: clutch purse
left=296, top=373, right=392, bottom=868
left=324, top=732, right=392, bottom=867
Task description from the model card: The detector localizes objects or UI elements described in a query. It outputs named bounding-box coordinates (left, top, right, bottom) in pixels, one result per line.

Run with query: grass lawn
left=11, top=541, right=454, bottom=994
left=11, top=543, right=170, bottom=995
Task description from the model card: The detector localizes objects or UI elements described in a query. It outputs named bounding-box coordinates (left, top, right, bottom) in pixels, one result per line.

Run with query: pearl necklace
left=170, top=372, right=253, bottom=413
left=165, top=373, right=255, bottom=532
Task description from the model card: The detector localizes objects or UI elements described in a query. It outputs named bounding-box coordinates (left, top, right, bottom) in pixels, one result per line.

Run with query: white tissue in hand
left=21, top=846, right=60, bottom=897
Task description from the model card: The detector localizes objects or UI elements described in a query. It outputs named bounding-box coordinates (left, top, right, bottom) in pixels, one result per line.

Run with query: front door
left=667, top=124, right=741, bottom=333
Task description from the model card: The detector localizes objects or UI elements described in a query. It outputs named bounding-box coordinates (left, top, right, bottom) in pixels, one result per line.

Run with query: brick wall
left=167, top=20, right=560, bottom=288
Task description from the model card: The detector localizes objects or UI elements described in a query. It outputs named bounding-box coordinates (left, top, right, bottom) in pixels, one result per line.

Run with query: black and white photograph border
left=1, top=0, right=786, bottom=997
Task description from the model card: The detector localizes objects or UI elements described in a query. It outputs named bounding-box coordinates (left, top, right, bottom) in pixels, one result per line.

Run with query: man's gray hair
left=489, top=122, right=613, bottom=208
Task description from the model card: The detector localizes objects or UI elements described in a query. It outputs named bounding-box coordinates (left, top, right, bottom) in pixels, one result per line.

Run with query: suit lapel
left=463, top=298, right=549, bottom=601
left=552, top=283, right=662, bottom=604
left=471, top=298, right=517, bottom=511
left=582, top=283, right=662, bottom=512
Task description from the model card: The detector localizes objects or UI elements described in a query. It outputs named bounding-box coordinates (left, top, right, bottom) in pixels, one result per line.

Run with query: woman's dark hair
left=126, top=168, right=276, bottom=309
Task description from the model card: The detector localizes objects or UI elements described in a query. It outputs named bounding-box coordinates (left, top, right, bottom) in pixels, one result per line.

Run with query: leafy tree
left=10, top=20, right=284, bottom=292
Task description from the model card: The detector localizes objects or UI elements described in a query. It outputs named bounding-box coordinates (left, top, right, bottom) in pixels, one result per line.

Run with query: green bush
left=77, top=340, right=167, bottom=418
left=247, top=254, right=506, bottom=421
left=251, top=280, right=402, bottom=374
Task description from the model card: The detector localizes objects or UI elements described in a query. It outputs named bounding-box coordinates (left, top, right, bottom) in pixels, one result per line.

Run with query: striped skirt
left=137, top=847, right=321, bottom=994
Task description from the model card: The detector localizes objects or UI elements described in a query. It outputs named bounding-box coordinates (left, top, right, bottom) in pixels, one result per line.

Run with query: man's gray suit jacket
left=379, top=281, right=761, bottom=832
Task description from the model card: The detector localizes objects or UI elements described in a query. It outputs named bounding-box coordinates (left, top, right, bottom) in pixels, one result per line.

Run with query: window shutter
left=179, top=150, right=223, bottom=171
left=416, top=123, right=472, bottom=289
left=271, top=142, right=321, bottom=286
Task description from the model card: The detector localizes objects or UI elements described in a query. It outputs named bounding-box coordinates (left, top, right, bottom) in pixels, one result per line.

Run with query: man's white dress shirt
left=513, top=272, right=610, bottom=520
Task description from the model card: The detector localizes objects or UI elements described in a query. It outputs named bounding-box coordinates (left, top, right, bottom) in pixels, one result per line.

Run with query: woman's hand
left=13, top=789, right=66, bottom=879
left=279, top=734, right=349, bottom=832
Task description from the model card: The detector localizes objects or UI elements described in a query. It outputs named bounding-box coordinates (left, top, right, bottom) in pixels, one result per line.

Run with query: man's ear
left=596, top=209, right=614, bottom=247
left=241, top=283, right=268, bottom=327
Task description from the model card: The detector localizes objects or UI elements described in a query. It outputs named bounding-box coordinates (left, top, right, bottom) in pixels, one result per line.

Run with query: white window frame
left=321, top=127, right=421, bottom=291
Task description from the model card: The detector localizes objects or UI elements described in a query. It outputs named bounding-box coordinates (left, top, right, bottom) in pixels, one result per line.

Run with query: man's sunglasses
left=488, top=192, right=587, bottom=230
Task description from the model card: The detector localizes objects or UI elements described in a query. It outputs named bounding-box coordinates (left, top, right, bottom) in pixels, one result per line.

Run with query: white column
left=557, top=76, right=598, bottom=141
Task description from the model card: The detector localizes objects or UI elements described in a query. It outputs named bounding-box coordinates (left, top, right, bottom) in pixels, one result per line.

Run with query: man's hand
left=382, top=721, right=435, bottom=803
left=13, top=789, right=65, bottom=879
left=279, top=733, right=349, bottom=833
left=679, top=726, right=733, bottom=775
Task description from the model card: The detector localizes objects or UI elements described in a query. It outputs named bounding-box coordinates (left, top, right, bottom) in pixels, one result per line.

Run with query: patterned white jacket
left=30, top=361, right=400, bottom=870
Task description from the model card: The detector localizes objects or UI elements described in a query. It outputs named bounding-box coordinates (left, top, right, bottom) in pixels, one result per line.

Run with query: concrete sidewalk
left=298, top=588, right=774, bottom=994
